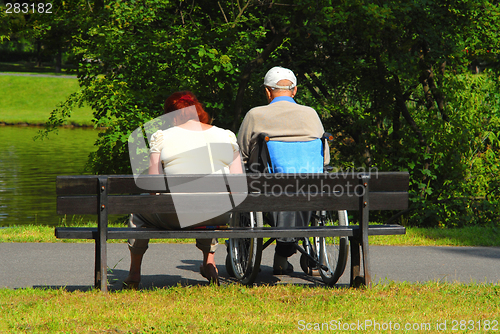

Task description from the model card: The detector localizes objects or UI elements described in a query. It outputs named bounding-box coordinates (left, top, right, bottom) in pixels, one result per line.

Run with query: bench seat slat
left=55, top=224, right=406, bottom=239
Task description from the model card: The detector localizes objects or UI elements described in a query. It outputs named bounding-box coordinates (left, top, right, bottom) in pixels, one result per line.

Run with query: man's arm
left=307, top=107, right=330, bottom=166
left=236, top=111, right=255, bottom=166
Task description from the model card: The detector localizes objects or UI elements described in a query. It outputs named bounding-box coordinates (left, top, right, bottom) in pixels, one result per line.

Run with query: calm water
left=0, top=126, right=99, bottom=226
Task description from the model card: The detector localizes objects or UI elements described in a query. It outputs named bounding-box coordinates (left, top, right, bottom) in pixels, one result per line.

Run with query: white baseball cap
left=263, top=66, right=297, bottom=90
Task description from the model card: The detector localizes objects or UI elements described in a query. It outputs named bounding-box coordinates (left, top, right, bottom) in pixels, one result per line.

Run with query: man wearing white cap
left=237, top=66, right=330, bottom=275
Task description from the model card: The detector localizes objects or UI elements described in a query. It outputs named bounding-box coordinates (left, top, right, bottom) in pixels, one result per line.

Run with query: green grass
left=369, top=225, right=500, bottom=247
left=0, top=223, right=196, bottom=244
left=0, top=283, right=498, bottom=333
left=0, top=71, right=93, bottom=126
left=1, top=223, right=499, bottom=247
left=0, top=61, right=76, bottom=74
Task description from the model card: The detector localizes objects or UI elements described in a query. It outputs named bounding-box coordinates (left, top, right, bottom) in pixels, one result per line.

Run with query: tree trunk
left=55, top=47, right=62, bottom=73
left=394, top=75, right=426, bottom=147
left=395, top=75, right=432, bottom=196
left=36, top=39, right=42, bottom=67
left=231, top=25, right=290, bottom=132
left=419, top=52, right=449, bottom=121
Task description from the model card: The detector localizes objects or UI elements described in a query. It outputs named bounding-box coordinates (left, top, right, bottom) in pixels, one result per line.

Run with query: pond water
left=0, top=126, right=99, bottom=226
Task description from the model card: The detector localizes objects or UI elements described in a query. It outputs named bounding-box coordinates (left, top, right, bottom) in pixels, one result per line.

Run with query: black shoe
left=273, top=261, right=294, bottom=275
left=273, top=253, right=294, bottom=275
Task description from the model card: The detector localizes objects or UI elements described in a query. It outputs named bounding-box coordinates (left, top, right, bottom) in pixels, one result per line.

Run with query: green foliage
left=381, top=73, right=500, bottom=227
left=39, top=0, right=287, bottom=173
left=12, top=0, right=499, bottom=227
left=290, top=0, right=500, bottom=228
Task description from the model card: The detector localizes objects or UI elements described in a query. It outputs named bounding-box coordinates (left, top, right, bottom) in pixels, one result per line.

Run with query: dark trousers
left=265, top=211, right=312, bottom=257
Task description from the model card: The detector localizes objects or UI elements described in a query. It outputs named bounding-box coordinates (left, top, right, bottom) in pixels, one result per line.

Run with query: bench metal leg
left=349, top=175, right=372, bottom=288
left=95, top=238, right=107, bottom=292
left=349, top=237, right=363, bottom=287
left=95, top=177, right=108, bottom=293
left=360, top=176, right=371, bottom=287
left=349, top=236, right=371, bottom=288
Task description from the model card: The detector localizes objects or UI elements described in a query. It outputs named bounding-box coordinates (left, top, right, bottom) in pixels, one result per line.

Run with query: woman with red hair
left=125, top=91, right=242, bottom=287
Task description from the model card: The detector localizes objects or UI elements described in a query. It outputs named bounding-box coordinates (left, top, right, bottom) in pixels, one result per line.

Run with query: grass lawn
left=0, top=283, right=498, bottom=333
left=1, top=224, right=499, bottom=333
left=0, top=71, right=93, bottom=126
left=1, top=222, right=499, bottom=246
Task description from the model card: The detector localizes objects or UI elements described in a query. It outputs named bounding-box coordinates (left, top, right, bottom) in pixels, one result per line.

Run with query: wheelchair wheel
left=311, top=210, right=349, bottom=286
left=300, top=235, right=321, bottom=276
left=227, top=212, right=263, bottom=285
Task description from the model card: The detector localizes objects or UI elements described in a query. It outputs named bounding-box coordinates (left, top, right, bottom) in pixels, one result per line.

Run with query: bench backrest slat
left=56, top=172, right=409, bottom=195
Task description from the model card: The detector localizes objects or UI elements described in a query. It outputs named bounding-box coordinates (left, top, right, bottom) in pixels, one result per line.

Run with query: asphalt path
left=1, top=243, right=499, bottom=291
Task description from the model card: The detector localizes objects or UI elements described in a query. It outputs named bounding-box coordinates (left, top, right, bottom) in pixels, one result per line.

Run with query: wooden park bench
left=55, top=172, right=408, bottom=292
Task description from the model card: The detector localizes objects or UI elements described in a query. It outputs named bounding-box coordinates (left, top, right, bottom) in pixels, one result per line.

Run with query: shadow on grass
left=436, top=246, right=500, bottom=260
left=408, top=226, right=500, bottom=247
left=26, top=266, right=347, bottom=293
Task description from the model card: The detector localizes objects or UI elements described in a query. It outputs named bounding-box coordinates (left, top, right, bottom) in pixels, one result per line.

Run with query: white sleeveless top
left=149, top=125, right=239, bottom=175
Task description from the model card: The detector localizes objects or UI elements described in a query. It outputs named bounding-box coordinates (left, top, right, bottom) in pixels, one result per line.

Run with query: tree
left=274, top=0, right=500, bottom=226
left=40, top=0, right=500, bottom=226
left=0, top=0, right=81, bottom=69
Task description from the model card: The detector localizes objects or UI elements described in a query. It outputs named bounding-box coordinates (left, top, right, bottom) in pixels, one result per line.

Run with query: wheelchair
left=226, top=133, right=349, bottom=286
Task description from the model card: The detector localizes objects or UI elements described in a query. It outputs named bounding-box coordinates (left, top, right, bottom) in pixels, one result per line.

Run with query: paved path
left=1, top=243, right=499, bottom=291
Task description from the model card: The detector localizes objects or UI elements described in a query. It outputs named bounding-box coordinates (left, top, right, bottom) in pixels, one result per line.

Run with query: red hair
left=163, top=91, right=211, bottom=124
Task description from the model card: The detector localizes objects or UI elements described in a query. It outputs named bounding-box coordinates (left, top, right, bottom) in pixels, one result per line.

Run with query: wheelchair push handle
left=258, top=133, right=270, bottom=142
left=322, top=132, right=334, bottom=172
left=260, top=133, right=332, bottom=142
left=322, top=132, right=334, bottom=142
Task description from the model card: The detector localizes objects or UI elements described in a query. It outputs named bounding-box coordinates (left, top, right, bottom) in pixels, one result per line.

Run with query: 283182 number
left=5, top=3, right=52, bottom=14
left=451, top=320, right=498, bottom=331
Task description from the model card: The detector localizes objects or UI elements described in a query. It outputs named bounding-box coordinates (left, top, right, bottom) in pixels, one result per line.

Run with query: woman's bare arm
left=149, top=153, right=162, bottom=175
left=229, top=151, right=244, bottom=174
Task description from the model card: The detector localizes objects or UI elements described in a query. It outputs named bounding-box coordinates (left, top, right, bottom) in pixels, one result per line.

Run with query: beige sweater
left=237, top=100, right=330, bottom=166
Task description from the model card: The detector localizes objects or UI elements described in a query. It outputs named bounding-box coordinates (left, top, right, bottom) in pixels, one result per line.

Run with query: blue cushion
left=266, top=139, right=323, bottom=173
